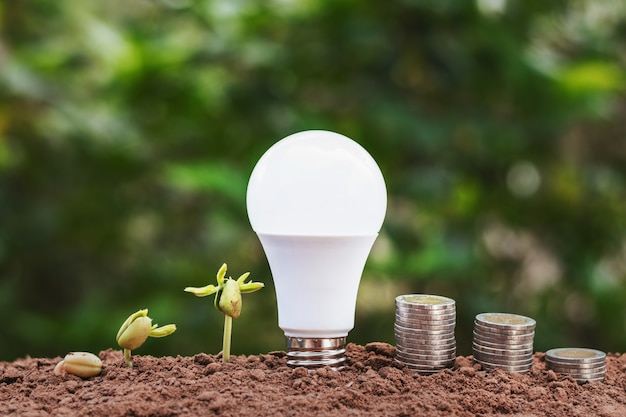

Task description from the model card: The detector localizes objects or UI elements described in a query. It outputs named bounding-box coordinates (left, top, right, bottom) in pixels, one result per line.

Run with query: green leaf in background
left=558, top=61, right=625, bottom=94
left=162, top=162, right=248, bottom=204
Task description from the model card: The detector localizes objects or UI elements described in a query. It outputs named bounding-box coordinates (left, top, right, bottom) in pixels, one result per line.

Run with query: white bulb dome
left=246, top=130, right=387, bottom=236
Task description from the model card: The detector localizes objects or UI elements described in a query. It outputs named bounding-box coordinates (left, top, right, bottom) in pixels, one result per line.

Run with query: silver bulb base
left=285, top=337, right=346, bottom=369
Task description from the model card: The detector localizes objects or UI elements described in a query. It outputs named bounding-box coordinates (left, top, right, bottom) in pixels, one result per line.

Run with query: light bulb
left=246, top=130, right=387, bottom=368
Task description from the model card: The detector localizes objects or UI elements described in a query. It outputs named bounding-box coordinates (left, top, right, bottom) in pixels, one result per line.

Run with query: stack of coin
left=472, top=312, right=535, bottom=373
left=394, top=294, right=456, bottom=374
left=545, top=348, right=606, bottom=383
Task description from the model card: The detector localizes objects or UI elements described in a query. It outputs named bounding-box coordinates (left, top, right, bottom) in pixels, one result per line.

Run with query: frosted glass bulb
left=246, top=130, right=387, bottom=368
left=247, top=130, right=386, bottom=236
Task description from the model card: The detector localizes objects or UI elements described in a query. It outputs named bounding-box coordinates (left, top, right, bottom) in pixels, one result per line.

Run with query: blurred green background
left=1, top=0, right=625, bottom=362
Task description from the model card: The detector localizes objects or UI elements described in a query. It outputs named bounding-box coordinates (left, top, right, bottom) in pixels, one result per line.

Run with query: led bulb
left=246, top=130, right=387, bottom=368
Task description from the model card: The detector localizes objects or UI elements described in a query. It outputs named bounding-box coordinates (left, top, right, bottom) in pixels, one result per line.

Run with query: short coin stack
left=472, top=312, right=535, bottom=373
left=394, top=294, right=456, bottom=374
left=546, top=348, right=606, bottom=383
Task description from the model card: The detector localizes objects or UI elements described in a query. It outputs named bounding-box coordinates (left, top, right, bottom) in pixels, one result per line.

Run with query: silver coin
left=548, top=366, right=606, bottom=377
left=470, top=336, right=534, bottom=351
left=395, top=350, right=456, bottom=364
left=396, top=340, right=456, bottom=352
left=551, top=369, right=606, bottom=380
left=395, top=359, right=452, bottom=373
left=472, top=338, right=534, bottom=351
left=395, top=311, right=456, bottom=321
left=473, top=323, right=534, bottom=337
left=396, top=294, right=456, bottom=308
left=547, top=360, right=606, bottom=370
left=545, top=348, right=606, bottom=364
left=472, top=343, right=533, bottom=356
left=396, top=314, right=456, bottom=324
left=395, top=327, right=456, bottom=338
left=395, top=332, right=456, bottom=342
left=395, top=339, right=456, bottom=350
left=396, top=351, right=457, bottom=363
left=474, top=354, right=533, bottom=368
left=393, top=323, right=456, bottom=332
left=473, top=330, right=535, bottom=345
left=396, top=337, right=456, bottom=347
left=477, top=362, right=532, bottom=373
left=396, top=357, right=456, bottom=368
left=396, top=356, right=457, bottom=365
left=474, top=355, right=533, bottom=365
left=473, top=353, right=533, bottom=366
left=474, top=322, right=535, bottom=336
left=475, top=313, right=536, bottom=330
left=474, top=356, right=533, bottom=367
left=395, top=322, right=456, bottom=331
left=396, top=306, right=456, bottom=315
left=395, top=322, right=456, bottom=332
left=396, top=324, right=455, bottom=332
left=396, top=317, right=456, bottom=326
left=396, top=345, right=457, bottom=356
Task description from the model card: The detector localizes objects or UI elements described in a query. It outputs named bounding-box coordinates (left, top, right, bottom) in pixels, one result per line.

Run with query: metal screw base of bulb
left=285, top=337, right=346, bottom=369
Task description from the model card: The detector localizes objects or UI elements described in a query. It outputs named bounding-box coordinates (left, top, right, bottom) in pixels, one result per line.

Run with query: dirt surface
left=1, top=342, right=626, bottom=416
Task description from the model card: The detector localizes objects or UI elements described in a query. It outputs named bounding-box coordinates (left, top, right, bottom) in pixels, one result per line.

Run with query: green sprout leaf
left=116, top=309, right=176, bottom=368
left=185, top=263, right=264, bottom=362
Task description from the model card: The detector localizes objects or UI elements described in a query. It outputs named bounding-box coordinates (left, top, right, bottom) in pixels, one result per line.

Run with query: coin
left=395, top=357, right=456, bottom=367
left=476, top=362, right=532, bottom=373
left=546, top=348, right=605, bottom=364
left=394, top=294, right=457, bottom=374
left=396, top=294, right=456, bottom=308
left=472, top=312, right=535, bottom=374
left=474, top=333, right=533, bottom=350
left=548, top=364, right=606, bottom=374
left=545, top=347, right=606, bottom=383
left=395, top=322, right=456, bottom=332
left=395, top=315, right=457, bottom=325
left=395, top=324, right=456, bottom=336
left=475, top=313, right=536, bottom=329
left=473, top=352, right=534, bottom=366
left=396, top=352, right=456, bottom=363
left=472, top=343, right=533, bottom=357
left=396, top=345, right=457, bottom=356
left=395, top=359, right=453, bottom=374
left=472, top=331, right=535, bottom=345
left=474, top=322, right=535, bottom=336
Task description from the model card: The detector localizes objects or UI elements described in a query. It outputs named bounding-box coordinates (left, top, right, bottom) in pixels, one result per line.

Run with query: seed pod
left=59, top=352, right=102, bottom=378
left=217, top=279, right=242, bottom=318
left=117, top=316, right=152, bottom=350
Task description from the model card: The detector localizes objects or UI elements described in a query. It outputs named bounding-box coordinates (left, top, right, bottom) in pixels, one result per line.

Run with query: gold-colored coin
left=397, top=294, right=455, bottom=306
left=476, top=313, right=535, bottom=329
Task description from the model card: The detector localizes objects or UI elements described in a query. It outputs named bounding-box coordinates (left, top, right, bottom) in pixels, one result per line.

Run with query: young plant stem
left=123, top=348, right=133, bottom=368
left=222, top=315, right=232, bottom=362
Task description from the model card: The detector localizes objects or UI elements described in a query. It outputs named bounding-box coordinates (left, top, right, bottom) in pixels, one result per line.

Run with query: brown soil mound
left=1, top=343, right=625, bottom=416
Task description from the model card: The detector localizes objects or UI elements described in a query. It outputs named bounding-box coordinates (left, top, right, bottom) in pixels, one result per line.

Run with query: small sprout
left=54, top=352, right=102, bottom=378
left=185, top=263, right=264, bottom=362
left=116, top=309, right=176, bottom=368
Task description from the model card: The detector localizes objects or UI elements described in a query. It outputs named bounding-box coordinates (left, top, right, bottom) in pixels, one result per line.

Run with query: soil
left=1, top=343, right=626, bottom=417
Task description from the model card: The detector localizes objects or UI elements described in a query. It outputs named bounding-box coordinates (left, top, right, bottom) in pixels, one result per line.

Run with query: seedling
left=116, top=309, right=176, bottom=367
left=185, top=263, right=264, bottom=362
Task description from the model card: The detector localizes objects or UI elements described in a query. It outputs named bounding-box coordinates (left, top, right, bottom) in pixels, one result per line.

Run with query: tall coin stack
left=546, top=348, right=606, bottom=383
left=472, top=312, right=535, bottom=373
left=394, top=294, right=456, bottom=374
